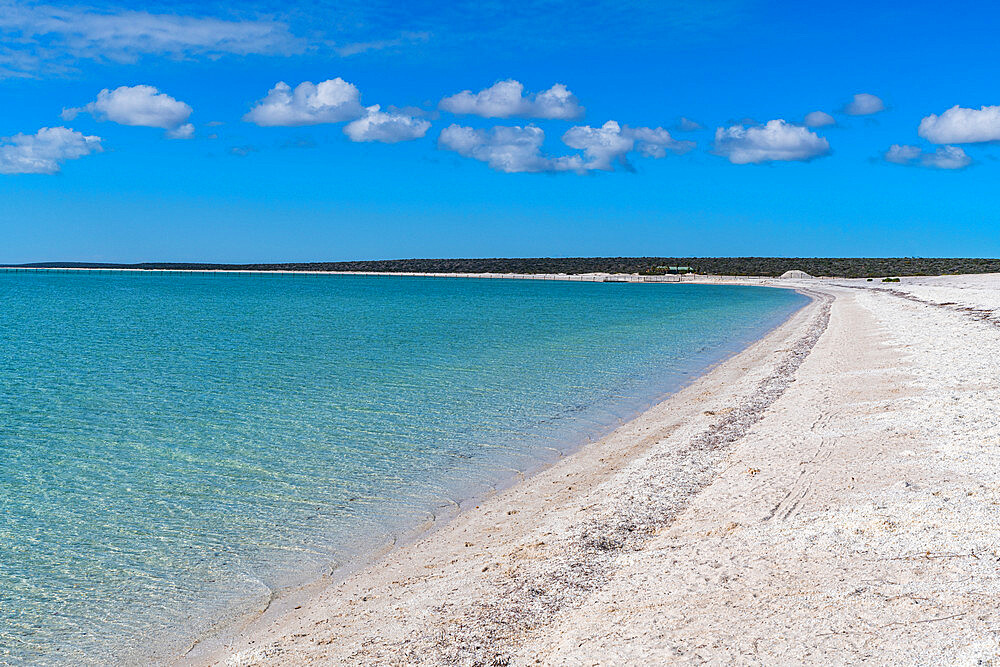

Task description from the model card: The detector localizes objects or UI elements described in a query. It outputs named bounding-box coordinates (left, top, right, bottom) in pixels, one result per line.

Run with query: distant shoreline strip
left=0, top=267, right=778, bottom=284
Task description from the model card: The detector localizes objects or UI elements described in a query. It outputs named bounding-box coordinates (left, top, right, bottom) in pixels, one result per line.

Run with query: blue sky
left=2, top=0, right=1000, bottom=263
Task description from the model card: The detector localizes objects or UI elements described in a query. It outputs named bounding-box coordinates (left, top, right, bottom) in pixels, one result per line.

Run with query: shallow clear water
left=0, top=272, right=806, bottom=664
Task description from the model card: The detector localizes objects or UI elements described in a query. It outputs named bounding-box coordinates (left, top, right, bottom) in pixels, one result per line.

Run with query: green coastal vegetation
left=7, top=257, right=1000, bottom=278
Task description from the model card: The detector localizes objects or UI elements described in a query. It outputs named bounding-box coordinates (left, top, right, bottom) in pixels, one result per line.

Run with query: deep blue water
left=0, top=272, right=806, bottom=664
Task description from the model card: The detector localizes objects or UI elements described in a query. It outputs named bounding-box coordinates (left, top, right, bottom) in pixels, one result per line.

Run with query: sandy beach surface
left=185, top=275, right=1000, bottom=666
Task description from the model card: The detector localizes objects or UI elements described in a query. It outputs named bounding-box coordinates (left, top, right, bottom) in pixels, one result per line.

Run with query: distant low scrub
left=9, top=257, right=1000, bottom=279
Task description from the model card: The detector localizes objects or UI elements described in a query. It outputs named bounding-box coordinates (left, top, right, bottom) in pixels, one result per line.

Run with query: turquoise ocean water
left=0, top=272, right=806, bottom=664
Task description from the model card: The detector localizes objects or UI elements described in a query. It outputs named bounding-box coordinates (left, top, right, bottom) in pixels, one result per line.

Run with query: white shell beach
left=183, top=274, right=1000, bottom=666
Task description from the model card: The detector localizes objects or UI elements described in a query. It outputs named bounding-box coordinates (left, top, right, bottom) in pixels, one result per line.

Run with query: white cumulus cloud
left=166, top=123, right=194, bottom=139
left=63, top=84, right=194, bottom=138
left=0, top=126, right=101, bottom=174
left=884, top=144, right=921, bottom=164
left=439, top=120, right=693, bottom=173
left=884, top=144, right=971, bottom=170
left=244, top=78, right=365, bottom=126
left=344, top=105, right=431, bottom=143
left=562, top=121, right=694, bottom=170
left=628, top=126, right=696, bottom=158
left=918, top=105, right=1000, bottom=144
left=924, top=147, right=970, bottom=169
left=803, top=111, right=835, bottom=127
left=439, top=80, right=584, bottom=120
left=562, top=122, right=632, bottom=170
left=713, top=119, right=830, bottom=164
left=438, top=124, right=580, bottom=173
left=844, top=93, right=885, bottom=116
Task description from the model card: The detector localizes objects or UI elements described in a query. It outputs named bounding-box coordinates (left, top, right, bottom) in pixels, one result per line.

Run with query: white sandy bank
left=188, top=276, right=1000, bottom=666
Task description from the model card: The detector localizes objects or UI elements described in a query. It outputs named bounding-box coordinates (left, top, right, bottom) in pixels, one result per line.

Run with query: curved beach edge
left=190, top=274, right=1000, bottom=665
left=178, top=279, right=830, bottom=665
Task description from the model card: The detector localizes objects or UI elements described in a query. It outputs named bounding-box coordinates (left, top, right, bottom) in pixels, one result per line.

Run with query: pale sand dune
left=190, top=276, right=1000, bottom=666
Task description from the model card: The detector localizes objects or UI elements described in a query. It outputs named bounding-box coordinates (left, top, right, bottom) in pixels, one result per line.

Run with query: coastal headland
left=181, top=273, right=1000, bottom=665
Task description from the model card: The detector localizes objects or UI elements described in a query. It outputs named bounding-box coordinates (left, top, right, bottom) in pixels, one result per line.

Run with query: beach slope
left=197, top=276, right=1000, bottom=665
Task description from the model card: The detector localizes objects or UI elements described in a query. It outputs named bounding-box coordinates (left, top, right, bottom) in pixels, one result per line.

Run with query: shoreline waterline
left=0, top=272, right=808, bottom=664
left=181, top=282, right=821, bottom=666
left=202, top=275, right=1000, bottom=665
left=0, top=266, right=776, bottom=285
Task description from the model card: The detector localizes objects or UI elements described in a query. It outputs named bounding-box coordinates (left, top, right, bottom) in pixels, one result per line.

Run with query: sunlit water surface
left=0, top=272, right=807, bottom=664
